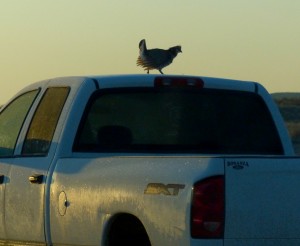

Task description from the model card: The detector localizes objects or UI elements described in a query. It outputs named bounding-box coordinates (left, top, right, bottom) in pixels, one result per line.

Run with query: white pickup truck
left=0, top=74, right=299, bottom=246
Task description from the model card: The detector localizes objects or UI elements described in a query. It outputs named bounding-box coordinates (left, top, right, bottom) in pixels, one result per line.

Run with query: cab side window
left=22, top=87, right=70, bottom=155
left=0, top=90, right=39, bottom=157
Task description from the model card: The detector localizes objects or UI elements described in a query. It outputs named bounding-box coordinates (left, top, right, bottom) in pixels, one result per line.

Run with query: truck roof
left=93, top=74, right=258, bottom=92
left=19, top=74, right=259, bottom=93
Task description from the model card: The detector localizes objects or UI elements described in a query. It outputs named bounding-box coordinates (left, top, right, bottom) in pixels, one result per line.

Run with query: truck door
left=3, top=87, right=69, bottom=243
left=225, top=157, right=300, bottom=245
left=0, top=89, right=40, bottom=240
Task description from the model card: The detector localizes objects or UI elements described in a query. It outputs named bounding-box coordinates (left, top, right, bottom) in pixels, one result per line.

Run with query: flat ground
left=273, top=93, right=300, bottom=155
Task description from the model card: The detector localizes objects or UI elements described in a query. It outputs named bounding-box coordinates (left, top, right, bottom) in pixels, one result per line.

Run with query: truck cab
left=0, top=75, right=298, bottom=245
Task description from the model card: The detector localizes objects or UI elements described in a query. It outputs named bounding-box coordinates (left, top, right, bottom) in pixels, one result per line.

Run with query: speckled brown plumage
left=137, top=39, right=182, bottom=74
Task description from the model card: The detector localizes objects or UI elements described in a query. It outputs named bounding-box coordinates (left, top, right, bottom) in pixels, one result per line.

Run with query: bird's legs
left=145, top=69, right=164, bottom=74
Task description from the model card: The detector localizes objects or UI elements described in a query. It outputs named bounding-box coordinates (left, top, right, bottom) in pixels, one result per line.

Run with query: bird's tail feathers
left=139, top=39, right=147, bottom=53
left=136, top=56, right=155, bottom=71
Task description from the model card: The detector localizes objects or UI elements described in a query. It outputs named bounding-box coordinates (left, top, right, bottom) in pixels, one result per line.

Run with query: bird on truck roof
left=136, top=39, right=182, bottom=74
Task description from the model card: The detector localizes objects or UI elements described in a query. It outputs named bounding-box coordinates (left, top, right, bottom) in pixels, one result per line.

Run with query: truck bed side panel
left=225, top=157, right=300, bottom=243
left=50, top=156, right=224, bottom=246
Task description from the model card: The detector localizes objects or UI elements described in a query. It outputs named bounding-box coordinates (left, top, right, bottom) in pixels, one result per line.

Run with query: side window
left=0, top=90, right=39, bottom=157
left=22, top=87, right=70, bottom=155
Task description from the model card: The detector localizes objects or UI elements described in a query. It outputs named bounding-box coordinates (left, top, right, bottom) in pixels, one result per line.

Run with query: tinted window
left=0, top=90, right=39, bottom=157
left=22, top=87, right=70, bottom=155
left=74, top=88, right=283, bottom=154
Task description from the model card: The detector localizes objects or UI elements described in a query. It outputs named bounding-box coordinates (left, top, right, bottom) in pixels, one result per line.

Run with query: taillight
left=191, top=175, right=224, bottom=238
left=154, top=76, right=204, bottom=88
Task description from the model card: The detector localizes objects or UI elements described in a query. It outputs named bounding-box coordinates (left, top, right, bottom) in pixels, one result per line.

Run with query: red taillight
left=154, top=77, right=204, bottom=88
left=191, top=176, right=224, bottom=238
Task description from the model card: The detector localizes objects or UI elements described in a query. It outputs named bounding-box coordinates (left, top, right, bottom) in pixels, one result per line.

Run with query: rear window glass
left=73, top=87, right=283, bottom=154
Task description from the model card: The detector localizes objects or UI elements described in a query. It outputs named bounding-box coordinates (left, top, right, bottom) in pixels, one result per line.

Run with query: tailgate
left=225, top=157, right=300, bottom=245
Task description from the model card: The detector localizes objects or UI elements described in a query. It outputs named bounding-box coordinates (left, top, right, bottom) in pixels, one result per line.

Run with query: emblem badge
left=227, top=161, right=249, bottom=170
left=144, top=183, right=185, bottom=196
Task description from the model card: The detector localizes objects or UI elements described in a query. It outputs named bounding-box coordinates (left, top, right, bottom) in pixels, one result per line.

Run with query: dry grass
left=285, top=122, right=300, bottom=138
left=284, top=122, right=300, bottom=155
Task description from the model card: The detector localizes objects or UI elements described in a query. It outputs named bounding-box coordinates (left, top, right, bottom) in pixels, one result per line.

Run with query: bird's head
left=175, top=46, right=182, bottom=53
left=169, top=45, right=182, bottom=55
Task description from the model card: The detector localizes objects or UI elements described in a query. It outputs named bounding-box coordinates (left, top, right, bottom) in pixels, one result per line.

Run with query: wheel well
left=105, top=213, right=151, bottom=246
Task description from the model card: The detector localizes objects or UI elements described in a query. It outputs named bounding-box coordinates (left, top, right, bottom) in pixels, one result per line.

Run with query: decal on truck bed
left=144, top=183, right=185, bottom=196
left=227, top=160, right=249, bottom=170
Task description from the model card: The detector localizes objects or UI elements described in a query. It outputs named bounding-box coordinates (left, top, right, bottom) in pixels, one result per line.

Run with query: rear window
left=73, top=87, right=283, bottom=154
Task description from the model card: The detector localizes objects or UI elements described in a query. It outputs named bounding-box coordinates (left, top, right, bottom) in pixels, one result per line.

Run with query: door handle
left=29, top=174, right=44, bottom=184
left=0, top=175, right=4, bottom=184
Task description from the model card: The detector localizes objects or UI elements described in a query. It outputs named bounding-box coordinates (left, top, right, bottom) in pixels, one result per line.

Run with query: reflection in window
left=0, top=90, right=39, bottom=157
left=22, top=87, right=70, bottom=155
left=74, top=88, right=283, bottom=155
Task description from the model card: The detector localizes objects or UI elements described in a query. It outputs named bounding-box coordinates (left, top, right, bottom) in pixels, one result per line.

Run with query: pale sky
left=1, top=0, right=300, bottom=103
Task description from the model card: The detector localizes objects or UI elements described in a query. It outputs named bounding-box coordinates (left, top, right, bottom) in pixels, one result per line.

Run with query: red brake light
left=191, top=175, right=224, bottom=238
left=154, top=77, right=204, bottom=88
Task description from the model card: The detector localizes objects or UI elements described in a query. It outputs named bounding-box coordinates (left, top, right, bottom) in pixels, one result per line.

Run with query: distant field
left=272, top=93, right=300, bottom=155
